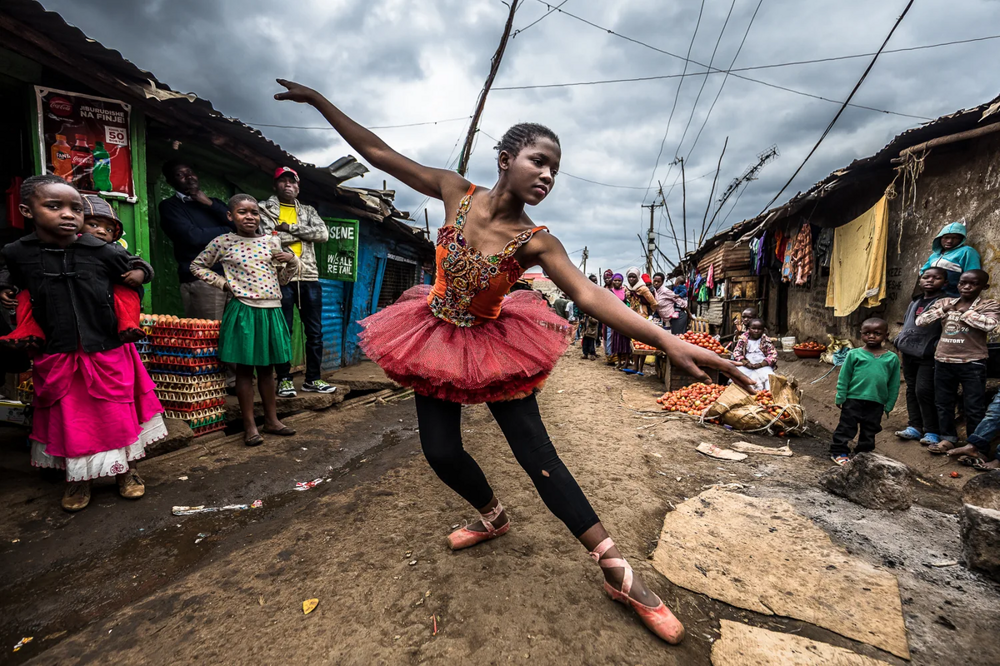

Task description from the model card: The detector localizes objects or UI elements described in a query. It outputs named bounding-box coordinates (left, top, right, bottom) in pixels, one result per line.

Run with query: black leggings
left=415, top=393, right=600, bottom=538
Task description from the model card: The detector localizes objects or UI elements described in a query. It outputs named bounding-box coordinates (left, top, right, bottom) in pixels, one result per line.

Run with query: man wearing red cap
left=259, top=167, right=335, bottom=396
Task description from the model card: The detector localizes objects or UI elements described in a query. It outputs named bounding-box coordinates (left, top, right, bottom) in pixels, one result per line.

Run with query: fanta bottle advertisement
left=35, top=87, right=134, bottom=197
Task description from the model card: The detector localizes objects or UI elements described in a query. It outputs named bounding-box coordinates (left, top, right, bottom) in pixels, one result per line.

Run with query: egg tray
left=149, top=371, right=225, bottom=385
left=152, top=346, right=220, bottom=359
left=147, top=362, right=224, bottom=376
left=155, top=387, right=227, bottom=401
left=193, top=421, right=227, bottom=437
left=161, top=397, right=226, bottom=412
left=134, top=340, right=153, bottom=354
left=149, top=329, right=220, bottom=341
left=165, top=405, right=226, bottom=422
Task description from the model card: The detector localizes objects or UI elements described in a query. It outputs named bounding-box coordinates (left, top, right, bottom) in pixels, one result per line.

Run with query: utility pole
left=640, top=202, right=661, bottom=276
left=424, top=209, right=430, bottom=238
left=457, top=1, right=519, bottom=176
left=581, top=246, right=589, bottom=275
left=676, top=157, right=687, bottom=255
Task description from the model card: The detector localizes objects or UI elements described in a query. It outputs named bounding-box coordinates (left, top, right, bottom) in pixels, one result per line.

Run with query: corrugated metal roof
left=2, top=0, right=431, bottom=252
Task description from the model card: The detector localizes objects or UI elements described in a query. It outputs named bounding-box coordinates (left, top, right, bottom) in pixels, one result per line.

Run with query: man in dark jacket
left=157, top=161, right=232, bottom=320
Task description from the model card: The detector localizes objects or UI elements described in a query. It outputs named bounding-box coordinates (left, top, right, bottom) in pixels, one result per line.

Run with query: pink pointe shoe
left=446, top=501, right=510, bottom=550
left=589, top=537, right=685, bottom=644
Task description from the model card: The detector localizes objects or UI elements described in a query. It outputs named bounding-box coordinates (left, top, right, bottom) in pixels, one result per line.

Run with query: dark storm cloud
left=39, top=0, right=1000, bottom=273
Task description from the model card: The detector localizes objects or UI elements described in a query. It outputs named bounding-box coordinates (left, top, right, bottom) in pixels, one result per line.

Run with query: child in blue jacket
left=921, top=221, right=980, bottom=297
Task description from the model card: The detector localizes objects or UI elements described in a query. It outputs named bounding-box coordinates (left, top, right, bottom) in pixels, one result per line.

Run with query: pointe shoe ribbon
left=446, top=500, right=510, bottom=550
left=589, top=537, right=685, bottom=644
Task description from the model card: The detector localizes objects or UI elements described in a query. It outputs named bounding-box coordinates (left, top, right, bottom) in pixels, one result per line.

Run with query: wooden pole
left=457, top=1, right=519, bottom=176
left=424, top=208, right=430, bottom=238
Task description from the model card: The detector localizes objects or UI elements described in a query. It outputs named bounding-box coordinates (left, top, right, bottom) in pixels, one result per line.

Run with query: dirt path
left=8, top=351, right=1000, bottom=665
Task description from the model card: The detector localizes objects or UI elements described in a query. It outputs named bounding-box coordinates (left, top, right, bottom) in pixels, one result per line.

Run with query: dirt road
left=2, top=351, right=998, bottom=665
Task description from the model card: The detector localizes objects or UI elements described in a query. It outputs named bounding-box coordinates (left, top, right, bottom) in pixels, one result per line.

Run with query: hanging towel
left=707, top=264, right=715, bottom=289
left=825, top=196, right=889, bottom=316
left=780, top=237, right=794, bottom=282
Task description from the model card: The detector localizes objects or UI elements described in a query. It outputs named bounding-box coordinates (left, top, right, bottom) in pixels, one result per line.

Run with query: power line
left=674, top=0, right=736, bottom=160
left=757, top=0, right=915, bottom=215
left=493, top=33, right=1000, bottom=91
left=641, top=0, right=705, bottom=204
left=512, top=0, right=569, bottom=37
left=683, top=0, right=763, bottom=163
left=243, top=116, right=473, bottom=130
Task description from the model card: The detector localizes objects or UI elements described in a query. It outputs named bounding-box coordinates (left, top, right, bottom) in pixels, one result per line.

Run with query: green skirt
left=219, top=299, right=291, bottom=367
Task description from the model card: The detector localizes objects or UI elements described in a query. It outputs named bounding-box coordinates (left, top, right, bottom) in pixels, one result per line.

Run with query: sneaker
left=919, top=433, right=941, bottom=446
left=62, top=481, right=91, bottom=512
left=302, top=380, right=337, bottom=394
left=895, top=426, right=923, bottom=441
left=117, top=469, right=146, bottom=499
left=277, top=379, right=297, bottom=398
left=830, top=455, right=850, bottom=466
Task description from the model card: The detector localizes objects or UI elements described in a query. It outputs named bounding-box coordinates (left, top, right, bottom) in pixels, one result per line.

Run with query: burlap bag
left=703, top=374, right=806, bottom=434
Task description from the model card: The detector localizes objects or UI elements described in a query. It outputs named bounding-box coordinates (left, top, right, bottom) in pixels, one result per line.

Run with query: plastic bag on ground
left=703, top=374, right=805, bottom=434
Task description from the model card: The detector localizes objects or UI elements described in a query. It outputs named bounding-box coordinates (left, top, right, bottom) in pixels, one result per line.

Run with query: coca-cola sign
left=48, top=96, right=73, bottom=116
left=35, top=87, right=134, bottom=197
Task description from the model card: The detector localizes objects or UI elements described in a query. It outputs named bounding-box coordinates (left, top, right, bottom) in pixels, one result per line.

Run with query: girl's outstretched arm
left=274, top=80, right=468, bottom=202
left=532, top=233, right=754, bottom=390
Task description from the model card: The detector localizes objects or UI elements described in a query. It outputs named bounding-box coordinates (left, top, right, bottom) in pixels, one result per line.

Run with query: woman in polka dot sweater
left=190, top=194, right=300, bottom=446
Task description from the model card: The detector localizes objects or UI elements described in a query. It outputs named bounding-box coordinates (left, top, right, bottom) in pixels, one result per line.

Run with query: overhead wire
left=492, top=33, right=1000, bottom=92
left=756, top=0, right=915, bottom=215
left=683, top=0, right=763, bottom=163
left=243, top=116, right=473, bottom=130
left=641, top=0, right=705, bottom=204
left=512, top=0, right=570, bottom=37
left=674, top=0, right=737, bottom=160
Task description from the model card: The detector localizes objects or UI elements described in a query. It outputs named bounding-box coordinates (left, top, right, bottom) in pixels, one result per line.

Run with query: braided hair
left=494, top=123, right=560, bottom=173
left=21, top=174, right=73, bottom=204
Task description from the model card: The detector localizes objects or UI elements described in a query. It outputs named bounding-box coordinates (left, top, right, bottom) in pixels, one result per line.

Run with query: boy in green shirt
left=831, top=318, right=900, bottom=465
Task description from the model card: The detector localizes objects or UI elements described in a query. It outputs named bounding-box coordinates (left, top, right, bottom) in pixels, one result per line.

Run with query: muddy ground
left=1, top=351, right=999, bottom=665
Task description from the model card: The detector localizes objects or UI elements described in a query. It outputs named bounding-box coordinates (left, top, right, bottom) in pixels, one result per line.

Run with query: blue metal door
left=343, top=240, right=387, bottom=365
left=318, top=278, right=346, bottom=371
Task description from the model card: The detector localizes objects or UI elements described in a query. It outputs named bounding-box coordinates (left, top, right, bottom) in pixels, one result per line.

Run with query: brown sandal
left=927, top=441, right=958, bottom=455
left=262, top=425, right=296, bottom=437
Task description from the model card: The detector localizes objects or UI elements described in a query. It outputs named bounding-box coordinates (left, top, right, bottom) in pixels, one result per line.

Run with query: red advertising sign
left=35, top=87, right=134, bottom=196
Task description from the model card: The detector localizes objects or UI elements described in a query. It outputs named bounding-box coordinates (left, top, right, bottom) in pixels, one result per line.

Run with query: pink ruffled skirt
left=359, top=285, right=571, bottom=404
left=30, top=344, right=166, bottom=481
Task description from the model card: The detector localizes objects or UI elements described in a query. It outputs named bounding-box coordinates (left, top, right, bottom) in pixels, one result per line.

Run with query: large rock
left=819, top=452, right=913, bottom=510
left=144, top=417, right=194, bottom=458
left=961, top=504, right=1000, bottom=580
left=962, top=471, right=1000, bottom=511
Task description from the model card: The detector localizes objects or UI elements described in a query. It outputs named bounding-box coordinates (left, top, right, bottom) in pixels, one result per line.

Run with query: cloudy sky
left=42, top=0, right=1000, bottom=275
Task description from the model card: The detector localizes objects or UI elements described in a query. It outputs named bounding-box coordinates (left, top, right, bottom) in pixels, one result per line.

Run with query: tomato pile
left=755, top=389, right=793, bottom=421
left=633, top=341, right=657, bottom=352
left=793, top=341, right=826, bottom=352
left=657, top=383, right=726, bottom=414
left=678, top=331, right=726, bottom=354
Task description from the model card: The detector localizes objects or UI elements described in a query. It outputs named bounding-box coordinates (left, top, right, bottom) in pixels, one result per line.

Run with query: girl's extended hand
left=666, top=338, right=755, bottom=391
left=274, top=79, right=320, bottom=105
left=272, top=251, right=296, bottom=263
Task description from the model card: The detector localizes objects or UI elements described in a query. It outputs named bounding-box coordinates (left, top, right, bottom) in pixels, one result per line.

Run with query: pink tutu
left=359, top=285, right=571, bottom=403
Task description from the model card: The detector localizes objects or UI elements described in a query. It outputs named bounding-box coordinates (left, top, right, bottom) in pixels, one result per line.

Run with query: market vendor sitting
left=732, top=318, right=777, bottom=391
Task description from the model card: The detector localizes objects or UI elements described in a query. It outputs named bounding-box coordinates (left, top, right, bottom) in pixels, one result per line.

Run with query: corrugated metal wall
left=319, top=278, right=346, bottom=371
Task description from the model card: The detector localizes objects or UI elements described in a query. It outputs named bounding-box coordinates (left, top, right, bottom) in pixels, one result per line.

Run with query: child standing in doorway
left=831, top=318, right=900, bottom=465
left=190, top=194, right=300, bottom=447
left=893, top=267, right=947, bottom=445
left=916, top=269, right=1000, bottom=459
left=0, top=176, right=165, bottom=511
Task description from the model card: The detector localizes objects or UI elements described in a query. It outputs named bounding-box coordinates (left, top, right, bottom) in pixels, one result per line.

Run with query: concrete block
left=961, top=503, right=1000, bottom=580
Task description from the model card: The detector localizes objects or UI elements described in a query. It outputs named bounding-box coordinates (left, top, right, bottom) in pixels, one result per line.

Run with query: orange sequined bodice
left=428, top=185, right=547, bottom=327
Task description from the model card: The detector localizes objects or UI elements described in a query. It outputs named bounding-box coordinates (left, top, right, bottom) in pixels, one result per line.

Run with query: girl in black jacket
left=0, top=176, right=166, bottom=512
